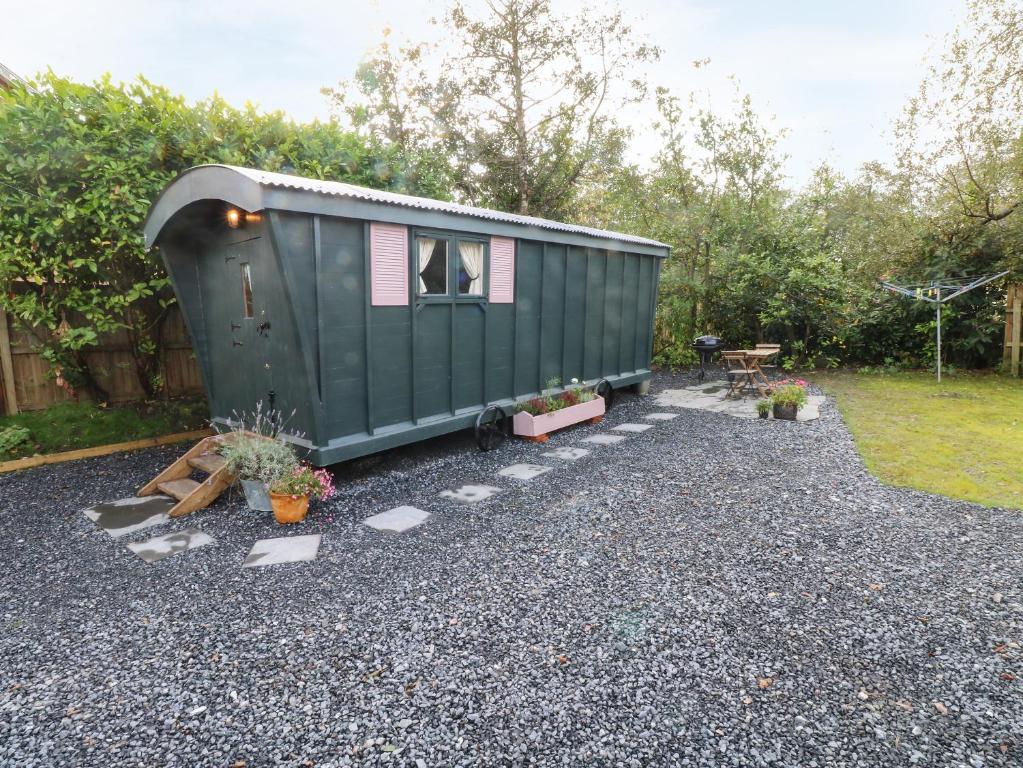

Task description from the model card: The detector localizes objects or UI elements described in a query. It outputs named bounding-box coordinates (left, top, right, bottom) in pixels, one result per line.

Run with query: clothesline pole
left=936, top=287, right=942, bottom=382
left=878, top=271, right=1008, bottom=383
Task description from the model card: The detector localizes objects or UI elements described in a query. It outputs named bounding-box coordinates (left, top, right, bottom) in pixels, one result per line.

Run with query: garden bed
left=0, top=397, right=208, bottom=461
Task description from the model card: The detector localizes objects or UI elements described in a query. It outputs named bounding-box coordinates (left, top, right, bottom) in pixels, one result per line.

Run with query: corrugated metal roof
left=0, top=62, right=25, bottom=88
left=223, top=165, right=669, bottom=250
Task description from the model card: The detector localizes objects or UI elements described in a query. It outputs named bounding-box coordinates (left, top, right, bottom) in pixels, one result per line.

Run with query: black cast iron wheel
left=475, top=405, right=508, bottom=452
left=595, top=379, right=615, bottom=412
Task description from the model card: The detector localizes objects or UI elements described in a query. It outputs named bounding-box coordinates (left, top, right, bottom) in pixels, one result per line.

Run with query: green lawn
left=0, top=397, right=208, bottom=461
left=812, top=370, right=1022, bottom=510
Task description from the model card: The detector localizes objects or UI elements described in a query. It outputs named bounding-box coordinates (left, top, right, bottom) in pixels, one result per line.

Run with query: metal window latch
left=257, top=321, right=271, bottom=337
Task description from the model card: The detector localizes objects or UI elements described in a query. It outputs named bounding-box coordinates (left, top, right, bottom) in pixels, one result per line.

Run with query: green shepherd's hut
left=145, top=165, right=669, bottom=465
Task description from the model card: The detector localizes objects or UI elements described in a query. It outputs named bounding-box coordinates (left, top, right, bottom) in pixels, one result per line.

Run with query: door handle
left=231, top=322, right=241, bottom=331
left=233, top=340, right=244, bottom=347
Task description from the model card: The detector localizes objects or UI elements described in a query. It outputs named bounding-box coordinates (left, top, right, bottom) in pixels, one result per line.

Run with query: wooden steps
left=138, top=434, right=237, bottom=518
left=157, top=478, right=202, bottom=501
left=187, top=453, right=226, bottom=474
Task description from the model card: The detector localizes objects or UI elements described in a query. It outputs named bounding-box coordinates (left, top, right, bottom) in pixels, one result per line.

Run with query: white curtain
left=417, top=237, right=436, bottom=293
left=459, top=241, right=484, bottom=295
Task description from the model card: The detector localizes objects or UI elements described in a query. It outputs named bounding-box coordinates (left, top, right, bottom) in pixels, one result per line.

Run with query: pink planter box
left=512, top=396, right=605, bottom=438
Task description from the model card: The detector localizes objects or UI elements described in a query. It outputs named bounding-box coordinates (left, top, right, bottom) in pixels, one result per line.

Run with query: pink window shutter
left=370, top=222, right=409, bottom=306
left=489, top=236, right=515, bottom=303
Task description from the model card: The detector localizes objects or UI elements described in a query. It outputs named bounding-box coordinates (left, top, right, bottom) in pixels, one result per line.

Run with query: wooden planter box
left=512, top=397, right=605, bottom=442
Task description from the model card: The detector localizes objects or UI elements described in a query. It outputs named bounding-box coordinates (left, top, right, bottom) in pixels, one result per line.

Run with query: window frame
left=240, top=262, right=255, bottom=319
left=414, top=236, right=450, bottom=297
left=412, top=228, right=489, bottom=303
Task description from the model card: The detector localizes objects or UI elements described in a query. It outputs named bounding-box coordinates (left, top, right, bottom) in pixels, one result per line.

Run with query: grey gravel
left=0, top=368, right=1021, bottom=767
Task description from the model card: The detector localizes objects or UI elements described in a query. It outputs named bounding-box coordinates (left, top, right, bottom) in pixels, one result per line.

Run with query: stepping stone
left=643, top=412, right=678, bottom=421
left=363, top=505, right=430, bottom=533
left=243, top=534, right=321, bottom=567
left=126, top=528, right=215, bottom=563
left=541, top=446, right=590, bottom=461
left=83, top=496, right=175, bottom=539
left=612, top=423, right=654, bottom=433
left=439, top=484, right=502, bottom=504
left=497, top=464, right=552, bottom=481
left=581, top=434, right=627, bottom=445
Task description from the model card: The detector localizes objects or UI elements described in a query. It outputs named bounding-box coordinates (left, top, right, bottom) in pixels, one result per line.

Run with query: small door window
left=417, top=238, right=448, bottom=295
left=241, top=263, right=254, bottom=318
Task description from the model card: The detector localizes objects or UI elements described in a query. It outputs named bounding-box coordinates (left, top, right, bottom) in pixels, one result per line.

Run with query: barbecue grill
left=692, top=335, right=725, bottom=380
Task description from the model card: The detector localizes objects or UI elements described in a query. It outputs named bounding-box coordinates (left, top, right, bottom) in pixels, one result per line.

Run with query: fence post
left=1012, top=289, right=1022, bottom=378
left=0, top=308, right=19, bottom=415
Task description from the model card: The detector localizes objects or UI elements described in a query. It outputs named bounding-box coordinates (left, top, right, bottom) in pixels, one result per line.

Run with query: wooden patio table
left=738, top=349, right=776, bottom=396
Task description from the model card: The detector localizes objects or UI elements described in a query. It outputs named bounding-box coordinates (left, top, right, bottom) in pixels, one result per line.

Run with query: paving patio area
left=1, top=370, right=1021, bottom=767
left=656, top=380, right=826, bottom=420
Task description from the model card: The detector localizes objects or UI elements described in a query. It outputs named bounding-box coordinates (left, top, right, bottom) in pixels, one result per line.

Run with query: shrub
left=216, top=402, right=301, bottom=485
left=0, top=425, right=31, bottom=455
left=218, top=434, right=298, bottom=486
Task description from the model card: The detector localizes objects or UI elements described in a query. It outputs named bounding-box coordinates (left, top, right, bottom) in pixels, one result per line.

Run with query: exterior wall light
left=226, top=208, right=242, bottom=229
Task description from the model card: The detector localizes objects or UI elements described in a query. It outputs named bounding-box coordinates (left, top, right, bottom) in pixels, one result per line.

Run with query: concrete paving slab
left=497, top=464, right=552, bottom=481
left=581, top=434, right=628, bottom=445
left=83, top=496, right=175, bottom=539
left=655, top=387, right=825, bottom=421
left=643, top=412, right=679, bottom=421
left=541, top=446, right=590, bottom=461
left=126, top=528, right=215, bottom=563
left=243, top=534, right=321, bottom=567
left=611, top=423, right=654, bottom=433
left=439, top=484, right=502, bottom=504
left=363, top=506, right=431, bottom=533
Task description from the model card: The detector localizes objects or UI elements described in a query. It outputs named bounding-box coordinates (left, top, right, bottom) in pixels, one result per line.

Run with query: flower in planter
left=270, top=465, right=336, bottom=501
left=771, top=384, right=808, bottom=411
left=516, top=383, right=597, bottom=415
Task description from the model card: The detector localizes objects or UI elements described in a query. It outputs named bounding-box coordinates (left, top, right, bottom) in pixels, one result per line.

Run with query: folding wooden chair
left=722, top=351, right=758, bottom=397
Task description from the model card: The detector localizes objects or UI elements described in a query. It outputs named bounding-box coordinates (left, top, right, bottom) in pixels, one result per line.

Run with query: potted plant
left=269, top=465, right=336, bottom=524
left=512, top=377, right=605, bottom=442
left=216, top=403, right=302, bottom=512
left=770, top=379, right=808, bottom=421
left=756, top=399, right=771, bottom=419
left=218, top=433, right=299, bottom=511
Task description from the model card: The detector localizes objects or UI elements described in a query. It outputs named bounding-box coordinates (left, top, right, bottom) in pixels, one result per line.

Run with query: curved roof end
left=144, top=165, right=266, bottom=248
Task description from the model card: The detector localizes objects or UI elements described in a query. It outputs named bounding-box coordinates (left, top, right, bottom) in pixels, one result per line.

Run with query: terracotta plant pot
left=270, top=492, right=309, bottom=524
left=772, top=402, right=798, bottom=421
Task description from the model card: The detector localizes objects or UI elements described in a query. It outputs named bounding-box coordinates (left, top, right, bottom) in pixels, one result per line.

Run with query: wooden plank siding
left=0, top=306, right=203, bottom=412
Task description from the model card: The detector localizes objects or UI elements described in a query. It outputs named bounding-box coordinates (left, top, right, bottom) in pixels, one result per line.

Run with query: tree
left=898, top=0, right=1023, bottom=265
left=325, top=0, right=659, bottom=219
left=0, top=72, right=435, bottom=399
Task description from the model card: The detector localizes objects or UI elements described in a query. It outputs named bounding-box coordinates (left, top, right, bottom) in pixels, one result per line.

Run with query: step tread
left=157, top=478, right=202, bottom=501
left=187, top=453, right=226, bottom=474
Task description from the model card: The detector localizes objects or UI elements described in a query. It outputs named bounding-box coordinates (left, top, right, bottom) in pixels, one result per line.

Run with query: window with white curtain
left=417, top=237, right=447, bottom=294
left=415, top=231, right=488, bottom=298
left=457, top=241, right=484, bottom=295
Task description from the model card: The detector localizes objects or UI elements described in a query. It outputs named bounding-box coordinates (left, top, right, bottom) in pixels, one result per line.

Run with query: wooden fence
left=0, top=307, right=204, bottom=414
left=1006, top=284, right=1023, bottom=378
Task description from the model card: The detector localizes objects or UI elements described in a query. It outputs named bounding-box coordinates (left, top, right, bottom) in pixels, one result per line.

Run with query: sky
left=0, top=0, right=966, bottom=186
